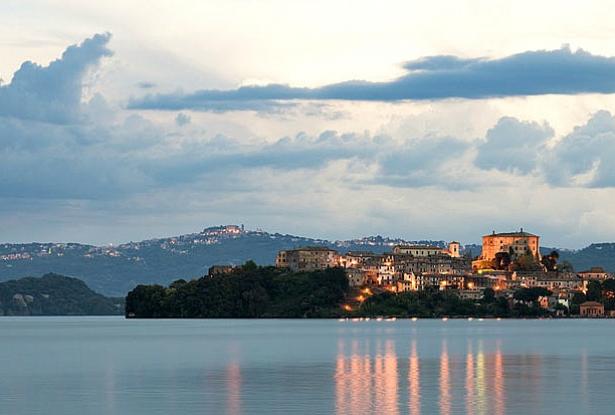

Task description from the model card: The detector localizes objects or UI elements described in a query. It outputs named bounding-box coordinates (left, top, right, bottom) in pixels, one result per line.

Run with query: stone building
left=346, top=268, right=367, bottom=287
left=578, top=267, right=613, bottom=281
left=479, top=229, right=540, bottom=262
left=208, top=265, right=236, bottom=277
left=275, top=246, right=339, bottom=271
left=580, top=301, right=605, bottom=317
left=514, top=271, right=585, bottom=293
left=392, top=241, right=460, bottom=258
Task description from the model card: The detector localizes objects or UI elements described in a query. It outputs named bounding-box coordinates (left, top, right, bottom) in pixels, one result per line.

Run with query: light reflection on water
left=1, top=318, right=615, bottom=415
left=334, top=336, right=508, bottom=415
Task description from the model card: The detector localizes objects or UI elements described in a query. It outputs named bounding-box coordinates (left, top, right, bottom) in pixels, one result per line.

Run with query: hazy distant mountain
left=0, top=225, right=612, bottom=296
left=0, top=226, right=447, bottom=296
left=0, top=273, right=123, bottom=316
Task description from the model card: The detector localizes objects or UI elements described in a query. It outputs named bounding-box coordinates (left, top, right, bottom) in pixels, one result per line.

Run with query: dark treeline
left=125, top=262, right=592, bottom=319
left=357, top=287, right=557, bottom=318
left=125, top=263, right=349, bottom=318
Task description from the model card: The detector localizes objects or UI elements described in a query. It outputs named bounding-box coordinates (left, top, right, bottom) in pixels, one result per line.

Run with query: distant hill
left=0, top=273, right=123, bottom=316
left=1, top=225, right=613, bottom=296
left=466, top=243, right=615, bottom=273
left=554, top=243, right=615, bottom=273
left=0, top=226, right=448, bottom=296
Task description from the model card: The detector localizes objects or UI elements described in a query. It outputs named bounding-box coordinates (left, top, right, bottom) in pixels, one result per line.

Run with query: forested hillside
left=0, top=274, right=123, bottom=316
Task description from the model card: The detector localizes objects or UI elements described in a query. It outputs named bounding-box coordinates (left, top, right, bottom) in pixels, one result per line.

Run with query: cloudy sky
left=2, top=0, right=615, bottom=247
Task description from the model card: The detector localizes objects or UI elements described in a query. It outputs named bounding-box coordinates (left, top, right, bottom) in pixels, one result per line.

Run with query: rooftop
left=285, top=246, right=337, bottom=252
left=579, top=267, right=607, bottom=273
left=395, top=244, right=442, bottom=250
left=580, top=301, right=604, bottom=307
left=484, top=228, right=537, bottom=238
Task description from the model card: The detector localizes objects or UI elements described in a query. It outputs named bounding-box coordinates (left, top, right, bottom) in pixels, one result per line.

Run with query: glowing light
left=409, top=341, right=420, bottom=415
left=467, top=282, right=475, bottom=289
left=495, top=344, right=505, bottom=415
left=343, top=304, right=352, bottom=312
left=356, top=295, right=365, bottom=302
left=440, top=341, right=451, bottom=415
left=226, top=362, right=241, bottom=415
left=465, top=344, right=474, bottom=415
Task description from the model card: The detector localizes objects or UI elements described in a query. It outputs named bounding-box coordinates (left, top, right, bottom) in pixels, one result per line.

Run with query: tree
left=494, top=252, right=511, bottom=270
left=514, top=253, right=542, bottom=271
left=541, top=251, right=560, bottom=271
left=482, top=287, right=496, bottom=303
left=514, top=287, right=552, bottom=303
left=125, top=266, right=350, bottom=318
left=571, top=291, right=587, bottom=305
left=559, top=261, right=574, bottom=273
left=601, top=279, right=615, bottom=300
left=169, top=279, right=187, bottom=289
left=242, top=260, right=258, bottom=271
left=586, top=280, right=603, bottom=302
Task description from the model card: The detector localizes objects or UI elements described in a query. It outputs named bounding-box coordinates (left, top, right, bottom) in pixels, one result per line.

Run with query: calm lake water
left=1, top=317, right=614, bottom=414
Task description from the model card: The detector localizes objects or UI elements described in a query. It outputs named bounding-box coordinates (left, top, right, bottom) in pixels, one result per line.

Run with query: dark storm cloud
left=128, top=46, right=615, bottom=112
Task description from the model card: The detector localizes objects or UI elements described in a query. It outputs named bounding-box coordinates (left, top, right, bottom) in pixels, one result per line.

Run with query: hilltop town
left=270, top=229, right=613, bottom=317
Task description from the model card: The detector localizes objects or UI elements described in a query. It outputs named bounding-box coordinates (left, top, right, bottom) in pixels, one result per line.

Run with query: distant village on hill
left=207, top=228, right=613, bottom=317
left=2, top=225, right=615, bottom=314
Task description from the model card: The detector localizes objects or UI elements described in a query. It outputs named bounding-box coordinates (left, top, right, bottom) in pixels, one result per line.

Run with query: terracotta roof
left=580, top=301, right=604, bottom=307
left=579, top=267, right=606, bottom=273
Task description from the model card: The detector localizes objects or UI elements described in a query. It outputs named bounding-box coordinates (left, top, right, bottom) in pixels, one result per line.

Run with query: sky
left=2, top=0, right=615, bottom=247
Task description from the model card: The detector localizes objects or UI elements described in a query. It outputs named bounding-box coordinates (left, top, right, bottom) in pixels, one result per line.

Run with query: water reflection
left=335, top=337, right=510, bottom=415
left=336, top=339, right=399, bottom=414
left=439, top=340, right=450, bottom=415
left=408, top=341, right=420, bottom=415
left=226, top=362, right=241, bottom=415
left=494, top=343, right=504, bottom=415
left=465, top=343, right=474, bottom=415
left=4, top=319, right=612, bottom=415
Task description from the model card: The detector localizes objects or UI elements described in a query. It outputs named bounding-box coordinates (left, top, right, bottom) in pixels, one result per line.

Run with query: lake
left=1, top=317, right=614, bottom=414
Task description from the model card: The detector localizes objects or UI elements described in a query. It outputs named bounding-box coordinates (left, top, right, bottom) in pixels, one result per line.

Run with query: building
left=345, top=268, right=367, bottom=287
left=392, top=241, right=460, bottom=258
left=275, top=246, right=339, bottom=271
left=414, top=273, right=466, bottom=291
left=580, top=301, right=605, bottom=317
left=457, top=289, right=484, bottom=301
left=445, top=241, right=461, bottom=258
left=479, top=229, right=540, bottom=262
left=514, top=271, right=585, bottom=293
left=578, top=267, right=613, bottom=281
left=394, top=255, right=470, bottom=276
left=465, top=274, right=508, bottom=291
left=208, top=265, right=236, bottom=277
left=396, top=280, right=414, bottom=293
left=339, top=251, right=379, bottom=268
left=392, top=244, right=443, bottom=257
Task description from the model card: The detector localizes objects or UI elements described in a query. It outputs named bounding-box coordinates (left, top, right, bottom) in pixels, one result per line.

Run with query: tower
left=448, top=241, right=460, bottom=258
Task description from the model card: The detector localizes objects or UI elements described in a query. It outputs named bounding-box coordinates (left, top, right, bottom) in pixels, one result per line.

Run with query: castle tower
left=448, top=241, right=460, bottom=258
